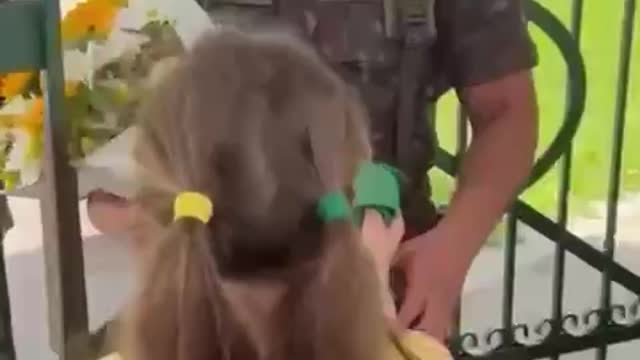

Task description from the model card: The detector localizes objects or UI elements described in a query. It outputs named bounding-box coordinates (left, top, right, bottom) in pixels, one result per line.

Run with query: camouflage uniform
left=87, top=2, right=538, bottom=355
left=203, top=0, right=537, bottom=234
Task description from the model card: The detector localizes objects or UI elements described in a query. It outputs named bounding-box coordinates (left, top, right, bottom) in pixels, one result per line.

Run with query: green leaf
left=81, top=136, right=98, bottom=155
left=92, top=82, right=131, bottom=108
left=0, top=171, right=20, bottom=191
left=88, top=86, right=116, bottom=114
left=81, top=126, right=121, bottom=140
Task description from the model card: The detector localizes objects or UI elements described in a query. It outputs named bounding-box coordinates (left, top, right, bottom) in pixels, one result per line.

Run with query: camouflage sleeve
left=436, top=0, right=538, bottom=89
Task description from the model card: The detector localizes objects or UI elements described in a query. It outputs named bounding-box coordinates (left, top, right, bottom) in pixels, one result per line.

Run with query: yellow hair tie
left=173, top=191, right=214, bottom=223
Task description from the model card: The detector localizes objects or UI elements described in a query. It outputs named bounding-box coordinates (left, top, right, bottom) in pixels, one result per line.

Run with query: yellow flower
left=16, top=82, right=80, bottom=133
left=61, top=0, right=125, bottom=43
left=0, top=99, right=47, bottom=164
left=0, top=72, right=33, bottom=102
left=15, top=97, right=44, bottom=163
left=2, top=82, right=81, bottom=162
left=21, top=98, right=44, bottom=135
left=0, top=99, right=42, bottom=133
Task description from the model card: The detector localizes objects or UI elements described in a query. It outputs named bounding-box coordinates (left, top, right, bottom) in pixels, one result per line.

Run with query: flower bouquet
left=0, top=0, right=213, bottom=198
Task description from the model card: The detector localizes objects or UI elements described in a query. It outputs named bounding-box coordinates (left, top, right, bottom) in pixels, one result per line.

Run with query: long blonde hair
left=120, top=29, right=386, bottom=360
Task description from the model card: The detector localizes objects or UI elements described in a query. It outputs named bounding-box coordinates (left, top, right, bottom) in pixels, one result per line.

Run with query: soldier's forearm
left=436, top=71, right=538, bottom=259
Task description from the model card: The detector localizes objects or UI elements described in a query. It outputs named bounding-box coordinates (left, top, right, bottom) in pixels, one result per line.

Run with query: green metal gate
left=0, top=0, right=638, bottom=359
left=436, top=1, right=640, bottom=359
left=0, top=0, right=87, bottom=359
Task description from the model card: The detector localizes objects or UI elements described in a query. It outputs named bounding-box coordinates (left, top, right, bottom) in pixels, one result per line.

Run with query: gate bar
left=501, top=212, right=518, bottom=346
left=516, top=201, right=640, bottom=295
left=436, top=148, right=640, bottom=296
left=550, top=2, right=585, bottom=360
left=597, top=0, right=637, bottom=358
left=40, top=0, right=89, bottom=358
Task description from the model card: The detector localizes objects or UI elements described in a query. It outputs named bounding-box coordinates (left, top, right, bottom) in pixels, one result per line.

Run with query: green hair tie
left=316, top=191, right=352, bottom=222
left=353, top=161, right=402, bottom=225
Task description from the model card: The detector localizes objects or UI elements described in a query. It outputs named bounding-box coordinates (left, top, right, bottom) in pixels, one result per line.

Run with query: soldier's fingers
left=397, top=282, right=426, bottom=328
left=393, top=240, right=421, bottom=266
left=415, top=296, right=451, bottom=342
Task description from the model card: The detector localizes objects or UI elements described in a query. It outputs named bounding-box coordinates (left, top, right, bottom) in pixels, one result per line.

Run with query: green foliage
left=0, top=5, right=184, bottom=191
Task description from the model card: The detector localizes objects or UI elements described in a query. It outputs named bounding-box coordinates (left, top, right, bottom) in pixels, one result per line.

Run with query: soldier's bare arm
left=397, top=0, right=539, bottom=338
left=446, top=70, right=538, bottom=258
left=439, top=0, right=539, bottom=260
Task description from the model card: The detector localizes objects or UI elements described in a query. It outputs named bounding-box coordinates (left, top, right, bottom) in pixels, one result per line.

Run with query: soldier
left=87, top=0, right=539, bottom=348
left=200, top=0, right=539, bottom=340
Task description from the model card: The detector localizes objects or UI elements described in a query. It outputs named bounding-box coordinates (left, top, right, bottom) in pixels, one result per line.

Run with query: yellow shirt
left=99, top=331, right=452, bottom=360
left=387, top=331, right=453, bottom=360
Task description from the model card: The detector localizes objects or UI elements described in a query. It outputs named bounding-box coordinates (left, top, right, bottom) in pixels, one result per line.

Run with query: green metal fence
left=0, top=0, right=87, bottom=359
left=438, top=0, right=640, bottom=359
left=0, top=0, right=638, bottom=359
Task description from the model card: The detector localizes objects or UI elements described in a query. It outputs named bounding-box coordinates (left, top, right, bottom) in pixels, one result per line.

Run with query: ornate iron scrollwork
left=451, top=298, right=640, bottom=358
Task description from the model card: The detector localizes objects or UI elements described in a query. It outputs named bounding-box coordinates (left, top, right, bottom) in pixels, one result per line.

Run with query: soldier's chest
left=206, top=0, right=401, bottom=68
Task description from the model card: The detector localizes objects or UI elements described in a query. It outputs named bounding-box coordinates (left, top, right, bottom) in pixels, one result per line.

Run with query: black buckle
left=399, top=0, right=436, bottom=46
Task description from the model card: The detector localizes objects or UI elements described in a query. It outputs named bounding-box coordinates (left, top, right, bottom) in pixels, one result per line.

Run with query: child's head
left=121, top=29, right=387, bottom=360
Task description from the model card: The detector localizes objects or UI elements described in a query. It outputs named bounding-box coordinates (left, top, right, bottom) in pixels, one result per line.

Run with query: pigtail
left=281, top=96, right=387, bottom=360
left=281, top=211, right=388, bottom=360
left=121, top=199, right=254, bottom=360
left=173, top=220, right=233, bottom=360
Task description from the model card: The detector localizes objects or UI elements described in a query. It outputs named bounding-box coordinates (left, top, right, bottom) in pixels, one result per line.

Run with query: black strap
left=394, top=0, right=436, bottom=171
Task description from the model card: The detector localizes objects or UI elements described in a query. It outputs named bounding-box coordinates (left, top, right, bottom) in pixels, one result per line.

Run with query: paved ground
left=3, top=195, right=639, bottom=359
left=4, top=197, right=134, bottom=360
left=457, top=195, right=640, bottom=358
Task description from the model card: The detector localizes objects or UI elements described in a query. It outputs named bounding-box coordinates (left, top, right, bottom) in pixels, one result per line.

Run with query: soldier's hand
left=393, top=227, right=471, bottom=342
